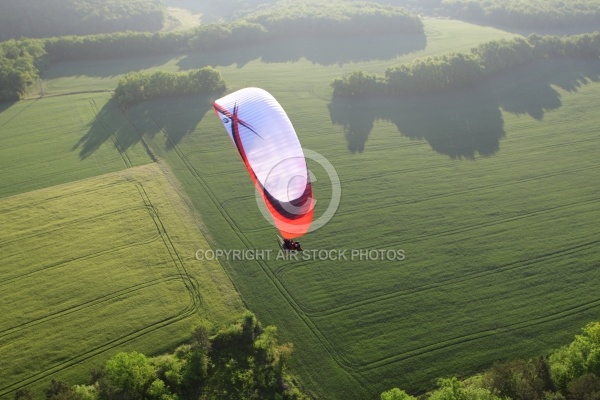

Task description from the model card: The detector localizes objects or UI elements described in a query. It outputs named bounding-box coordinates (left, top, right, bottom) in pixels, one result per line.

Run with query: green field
left=0, top=92, right=150, bottom=199
left=0, top=164, right=245, bottom=397
left=3, top=16, right=600, bottom=400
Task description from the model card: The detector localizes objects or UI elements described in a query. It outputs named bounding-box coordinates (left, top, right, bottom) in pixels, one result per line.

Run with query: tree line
left=380, top=320, right=600, bottom=400
left=113, top=68, right=226, bottom=109
left=0, top=0, right=165, bottom=42
left=13, top=312, right=308, bottom=400
left=436, top=0, right=600, bottom=30
left=330, top=32, right=600, bottom=96
left=0, top=40, right=47, bottom=102
left=243, top=0, right=423, bottom=37
left=368, top=0, right=600, bottom=30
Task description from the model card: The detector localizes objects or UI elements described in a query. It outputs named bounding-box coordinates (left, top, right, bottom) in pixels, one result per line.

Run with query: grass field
left=0, top=164, right=245, bottom=398
left=3, top=16, right=600, bottom=400
left=0, top=92, right=150, bottom=199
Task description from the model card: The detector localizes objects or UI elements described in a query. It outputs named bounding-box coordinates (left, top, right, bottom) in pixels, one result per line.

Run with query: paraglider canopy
left=213, top=87, right=314, bottom=239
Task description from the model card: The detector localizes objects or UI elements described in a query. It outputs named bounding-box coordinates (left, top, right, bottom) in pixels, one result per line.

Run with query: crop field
left=3, top=17, right=600, bottom=400
left=0, top=92, right=150, bottom=199
left=0, top=164, right=244, bottom=397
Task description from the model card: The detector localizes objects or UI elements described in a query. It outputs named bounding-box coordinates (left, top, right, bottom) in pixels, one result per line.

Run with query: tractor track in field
left=296, top=238, right=600, bottom=318
left=213, top=162, right=599, bottom=240
left=274, top=197, right=600, bottom=279
left=0, top=165, right=124, bottom=200
left=147, top=113, right=245, bottom=308
left=89, top=99, right=133, bottom=169
left=351, top=294, right=600, bottom=372
left=0, top=98, right=40, bottom=129
left=0, top=233, right=161, bottom=287
left=0, top=276, right=182, bottom=339
left=132, top=179, right=203, bottom=311
left=0, top=305, right=195, bottom=397
left=0, top=167, right=137, bottom=211
left=215, top=162, right=599, bottom=230
left=0, top=206, right=141, bottom=247
left=401, top=197, right=600, bottom=243
left=339, top=164, right=600, bottom=215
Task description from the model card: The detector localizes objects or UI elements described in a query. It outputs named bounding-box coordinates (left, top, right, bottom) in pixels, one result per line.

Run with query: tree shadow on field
left=177, top=33, right=427, bottom=70
left=0, top=100, right=35, bottom=129
left=125, top=93, right=219, bottom=151
left=0, top=101, right=14, bottom=114
left=453, top=17, right=600, bottom=38
left=74, top=92, right=220, bottom=159
left=329, top=58, right=600, bottom=158
left=43, top=53, right=180, bottom=79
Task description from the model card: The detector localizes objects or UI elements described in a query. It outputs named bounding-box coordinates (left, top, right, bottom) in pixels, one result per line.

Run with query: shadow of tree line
left=177, top=33, right=427, bottom=69
left=45, top=33, right=426, bottom=80
left=328, top=58, right=600, bottom=158
left=73, top=92, right=220, bottom=160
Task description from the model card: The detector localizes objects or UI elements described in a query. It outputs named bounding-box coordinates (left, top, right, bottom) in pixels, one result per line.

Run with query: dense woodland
left=0, top=0, right=165, bottom=41
left=368, top=0, right=600, bottom=30
left=243, top=0, right=423, bottom=36
left=187, top=0, right=600, bottom=30
left=380, top=321, right=600, bottom=400
left=0, top=40, right=47, bottom=101
left=113, top=68, right=226, bottom=108
left=330, top=32, right=600, bottom=96
left=13, top=313, right=308, bottom=400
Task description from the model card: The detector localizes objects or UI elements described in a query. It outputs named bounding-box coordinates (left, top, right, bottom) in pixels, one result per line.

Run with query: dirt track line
left=407, top=197, right=600, bottom=243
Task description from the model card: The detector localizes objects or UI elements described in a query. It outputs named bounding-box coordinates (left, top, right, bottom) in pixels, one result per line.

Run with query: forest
left=372, top=0, right=600, bottom=30
left=330, top=32, right=600, bottom=96
left=113, top=68, right=226, bottom=108
left=243, top=0, right=423, bottom=36
left=0, top=0, right=165, bottom=41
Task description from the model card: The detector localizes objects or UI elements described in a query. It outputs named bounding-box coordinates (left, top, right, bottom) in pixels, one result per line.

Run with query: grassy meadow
left=2, top=16, right=600, bottom=400
left=0, top=92, right=150, bottom=199
left=0, top=164, right=245, bottom=398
